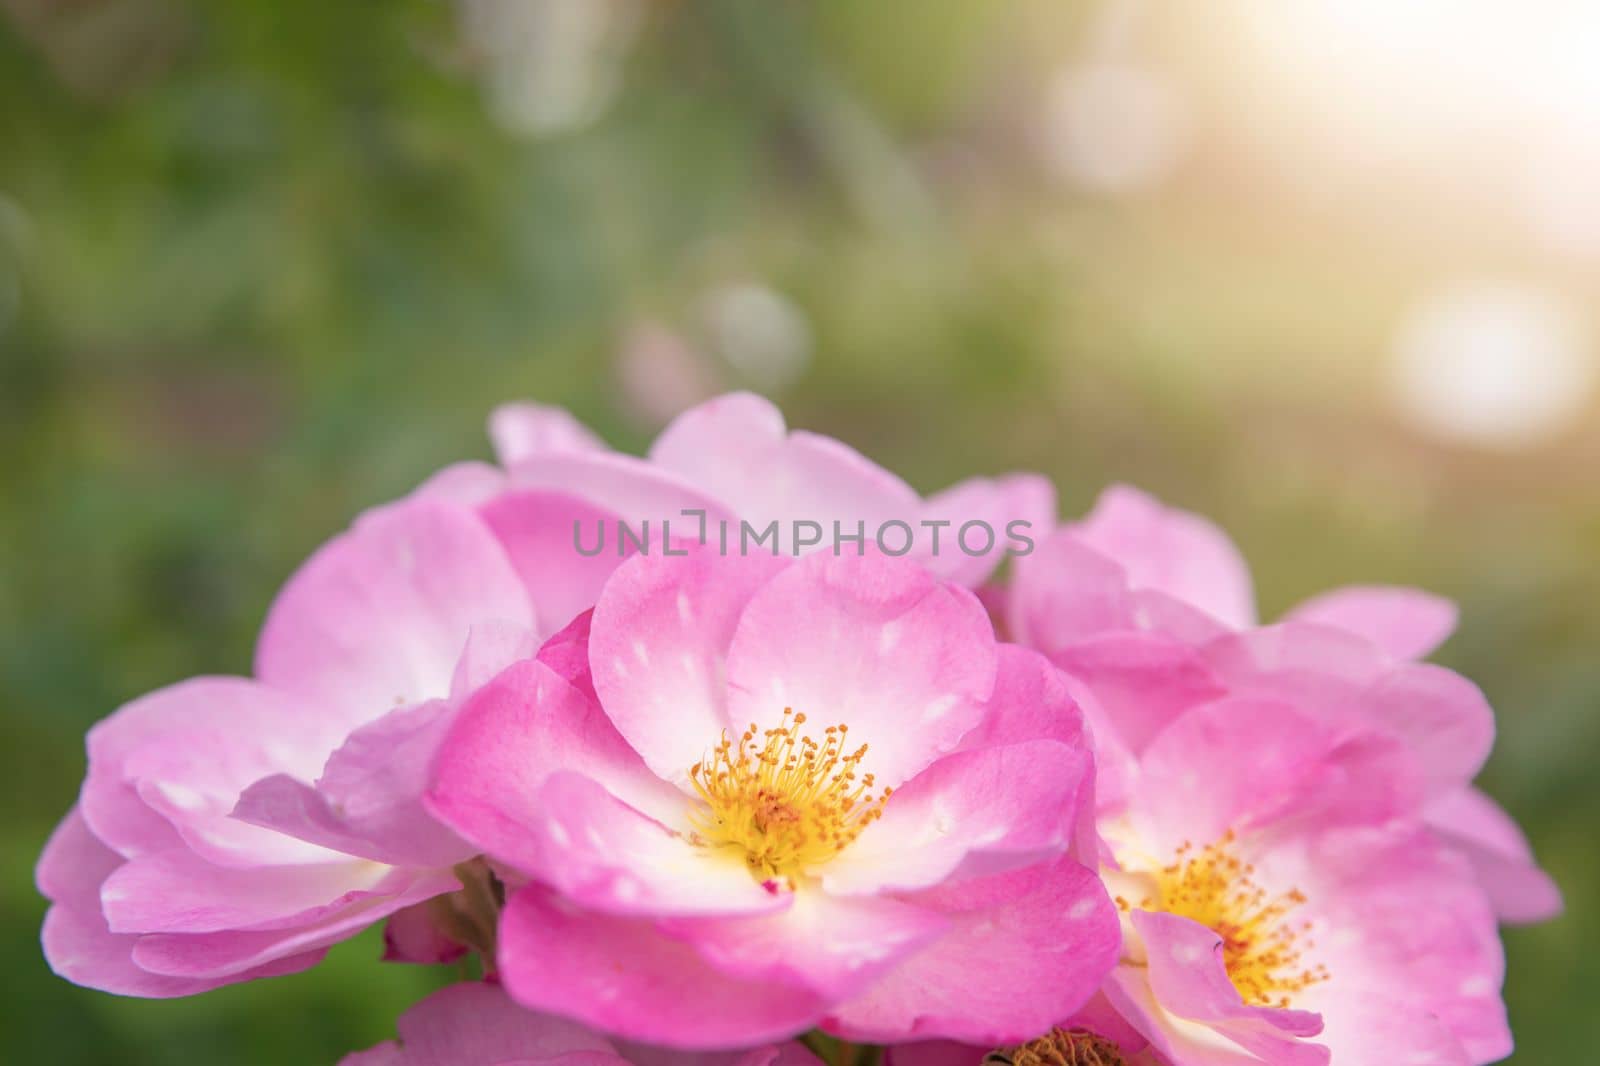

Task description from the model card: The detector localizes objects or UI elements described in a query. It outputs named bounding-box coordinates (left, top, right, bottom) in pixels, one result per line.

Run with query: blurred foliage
left=2, top=0, right=1596, bottom=1062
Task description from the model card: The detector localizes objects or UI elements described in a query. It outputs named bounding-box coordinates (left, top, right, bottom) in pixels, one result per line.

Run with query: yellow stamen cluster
left=984, top=1028, right=1128, bottom=1066
left=688, top=708, right=890, bottom=882
left=1124, top=832, right=1329, bottom=1008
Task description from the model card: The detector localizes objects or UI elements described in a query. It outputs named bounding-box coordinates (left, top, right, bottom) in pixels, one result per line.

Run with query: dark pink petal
left=382, top=902, right=466, bottom=965
left=489, top=402, right=608, bottom=465
left=823, top=858, right=1119, bottom=1046
left=427, top=660, right=687, bottom=874
left=498, top=883, right=829, bottom=1049
left=535, top=609, right=597, bottom=697
left=1073, top=485, right=1256, bottom=630
left=524, top=773, right=791, bottom=918
left=821, top=740, right=1084, bottom=895
left=622, top=1042, right=823, bottom=1066
left=1426, top=787, right=1562, bottom=924
left=881, top=1044, right=977, bottom=1066
left=340, top=982, right=623, bottom=1066
left=589, top=549, right=786, bottom=783
left=724, top=553, right=996, bottom=789
left=1284, top=586, right=1458, bottom=661
left=256, top=499, right=532, bottom=720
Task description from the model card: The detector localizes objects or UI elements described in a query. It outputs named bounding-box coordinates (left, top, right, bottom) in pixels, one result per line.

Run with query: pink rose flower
left=37, top=497, right=540, bottom=995
left=946, top=484, right=1542, bottom=1063
left=342, top=982, right=823, bottom=1065
left=1008, top=484, right=1560, bottom=924
left=891, top=697, right=1512, bottom=1064
left=426, top=549, right=1119, bottom=1050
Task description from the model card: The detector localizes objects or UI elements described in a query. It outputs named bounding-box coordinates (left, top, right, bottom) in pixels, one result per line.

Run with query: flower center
left=1124, top=833, right=1328, bottom=1008
left=985, top=1028, right=1128, bottom=1066
left=688, top=708, right=890, bottom=883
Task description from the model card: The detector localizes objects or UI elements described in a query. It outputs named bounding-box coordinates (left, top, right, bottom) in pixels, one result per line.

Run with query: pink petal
left=1202, top=622, right=1387, bottom=696
left=37, top=811, right=323, bottom=997
left=658, top=891, right=948, bottom=1001
left=1073, top=485, right=1256, bottom=630
left=821, top=739, right=1085, bottom=895
left=647, top=393, right=923, bottom=557
left=129, top=866, right=457, bottom=978
left=956, top=645, right=1088, bottom=752
left=101, top=848, right=416, bottom=934
left=86, top=677, right=343, bottom=866
left=1297, top=824, right=1506, bottom=1065
left=233, top=700, right=474, bottom=869
left=1133, top=697, right=1425, bottom=852
left=589, top=549, right=785, bottom=784
left=498, top=883, right=829, bottom=1049
left=506, top=450, right=730, bottom=535
left=489, top=401, right=608, bottom=465
left=409, top=461, right=508, bottom=508
left=1204, top=623, right=1492, bottom=794
left=919, top=473, right=1056, bottom=586
left=481, top=490, right=637, bottom=640
left=256, top=499, right=532, bottom=720
left=1133, top=909, right=1324, bottom=1036
left=42, top=904, right=323, bottom=998
left=954, top=645, right=1102, bottom=864
left=1284, top=586, right=1458, bottom=661
left=1050, top=631, right=1227, bottom=755
left=524, top=772, right=792, bottom=918
left=823, top=858, right=1119, bottom=1046
left=340, top=982, right=623, bottom=1066
left=1426, top=787, right=1562, bottom=924
left=1364, top=663, right=1494, bottom=791
left=1101, top=964, right=1328, bottom=1066
left=1007, top=532, right=1134, bottom=655
left=451, top=620, right=542, bottom=700
left=724, top=553, right=996, bottom=789
left=427, top=660, right=687, bottom=875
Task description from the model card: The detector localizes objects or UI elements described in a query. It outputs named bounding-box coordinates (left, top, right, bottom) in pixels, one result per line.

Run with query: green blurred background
left=2, top=0, right=1596, bottom=1061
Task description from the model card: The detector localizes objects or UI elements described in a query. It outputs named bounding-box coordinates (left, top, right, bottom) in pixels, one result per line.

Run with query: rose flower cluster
left=37, top=394, right=1560, bottom=1064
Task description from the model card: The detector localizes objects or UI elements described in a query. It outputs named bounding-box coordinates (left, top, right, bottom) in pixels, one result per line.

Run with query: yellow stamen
left=1129, top=832, right=1328, bottom=1008
left=688, top=708, right=891, bottom=882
